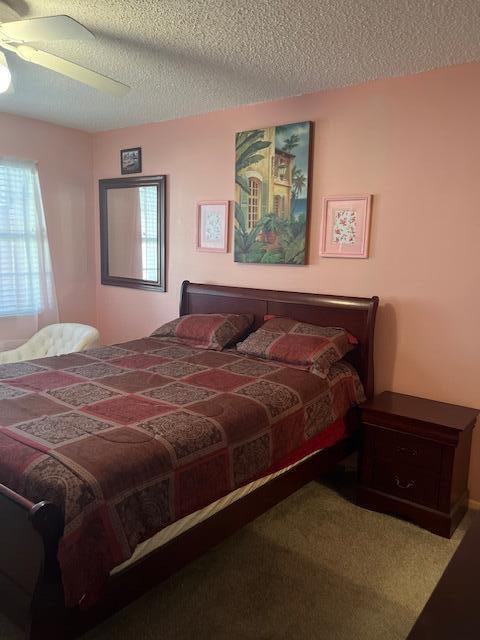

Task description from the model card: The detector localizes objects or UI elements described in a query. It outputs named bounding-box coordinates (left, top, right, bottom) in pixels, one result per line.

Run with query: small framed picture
left=120, top=147, right=142, bottom=174
left=320, top=194, right=372, bottom=258
left=196, top=201, right=229, bottom=253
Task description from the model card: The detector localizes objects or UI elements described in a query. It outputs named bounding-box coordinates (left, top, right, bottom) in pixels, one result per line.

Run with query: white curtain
left=0, top=157, right=58, bottom=351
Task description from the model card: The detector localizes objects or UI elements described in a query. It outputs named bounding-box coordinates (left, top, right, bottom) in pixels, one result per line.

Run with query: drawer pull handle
left=396, top=446, right=418, bottom=456
left=394, top=475, right=416, bottom=490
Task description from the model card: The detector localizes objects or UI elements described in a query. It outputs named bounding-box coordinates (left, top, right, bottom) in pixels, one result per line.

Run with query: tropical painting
left=234, top=121, right=311, bottom=264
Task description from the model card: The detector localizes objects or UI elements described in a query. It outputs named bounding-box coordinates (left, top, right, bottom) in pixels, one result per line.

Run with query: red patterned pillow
left=152, top=313, right=253, bottom=351
left=236, top=317, right=356, bottom=377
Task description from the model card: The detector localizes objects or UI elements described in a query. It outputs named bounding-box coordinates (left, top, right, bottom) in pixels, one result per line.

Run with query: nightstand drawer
left=371, top=459, right=439, bottom=508
left=369, top=426, right=442, bottom=473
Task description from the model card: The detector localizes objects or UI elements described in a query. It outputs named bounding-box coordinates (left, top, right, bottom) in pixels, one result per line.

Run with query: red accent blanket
left=0, top=337, right=364, bottom=606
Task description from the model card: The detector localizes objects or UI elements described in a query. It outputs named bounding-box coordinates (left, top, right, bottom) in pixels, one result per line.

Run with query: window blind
left=0, top=159, right=55, bottom=318
left=139, top=186, right=158, bottom=281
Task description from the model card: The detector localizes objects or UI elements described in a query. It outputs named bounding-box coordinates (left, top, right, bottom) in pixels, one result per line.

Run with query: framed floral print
left=320, top=194, right=372, bottom=258
left=196, top=201, right=229, bottom=252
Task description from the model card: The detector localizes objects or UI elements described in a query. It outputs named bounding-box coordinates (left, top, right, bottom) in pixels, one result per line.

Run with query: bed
left=0, top=281, right=378, bottom=639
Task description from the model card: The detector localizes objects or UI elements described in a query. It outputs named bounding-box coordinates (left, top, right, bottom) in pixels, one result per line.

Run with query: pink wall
left=0, top=113, right=96, bottom=331
left=93, top=62, right=480, bottom=498
left=2, top=64, right=477, bottom=497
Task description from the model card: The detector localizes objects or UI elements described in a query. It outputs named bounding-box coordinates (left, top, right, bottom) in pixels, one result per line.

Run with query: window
left=247, top=177, right=261, bottom=229
left=0, top=159, right=56, bottom=318
left=139, top=186, right=158, bottom=281
left=273, top=194, right=284, bottom=216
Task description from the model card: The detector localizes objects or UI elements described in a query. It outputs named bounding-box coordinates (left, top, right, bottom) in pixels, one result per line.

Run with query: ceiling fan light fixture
left=0, top=52, right=11, bottom=93
left=0, top=15, right=129, bottom=96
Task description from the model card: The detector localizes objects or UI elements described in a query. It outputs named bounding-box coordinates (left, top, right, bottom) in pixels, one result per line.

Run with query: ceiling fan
left=0, top=14, right=130, bottom=95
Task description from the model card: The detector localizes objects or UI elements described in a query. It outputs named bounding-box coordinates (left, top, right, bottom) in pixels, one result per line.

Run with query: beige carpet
left=0, top=466, right=470, bottom=640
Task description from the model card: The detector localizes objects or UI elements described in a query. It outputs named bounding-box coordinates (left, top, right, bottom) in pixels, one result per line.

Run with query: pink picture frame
left=196, top=201, right=229, bottom=253
left=319, top=194, right=372, bottom=258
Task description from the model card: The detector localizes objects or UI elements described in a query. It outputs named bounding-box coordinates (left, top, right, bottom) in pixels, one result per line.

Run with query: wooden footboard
left=0, top=484, right=65, bottom=639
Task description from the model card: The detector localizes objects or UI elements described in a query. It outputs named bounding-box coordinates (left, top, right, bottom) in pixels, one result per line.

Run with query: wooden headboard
left=179, top=281, right=379, bottom=399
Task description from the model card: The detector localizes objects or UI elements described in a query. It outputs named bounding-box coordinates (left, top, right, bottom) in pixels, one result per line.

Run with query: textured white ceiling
left=0, top=0, right=479, bottom=132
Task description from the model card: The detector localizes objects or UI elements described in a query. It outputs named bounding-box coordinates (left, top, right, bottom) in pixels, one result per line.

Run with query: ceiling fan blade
left=0, top=15, right=94, bottom=43
left=15, top=45, right=130, bottom=96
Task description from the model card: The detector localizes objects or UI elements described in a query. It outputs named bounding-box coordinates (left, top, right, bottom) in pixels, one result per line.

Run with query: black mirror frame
left=99, top=175, right=166, bottom=292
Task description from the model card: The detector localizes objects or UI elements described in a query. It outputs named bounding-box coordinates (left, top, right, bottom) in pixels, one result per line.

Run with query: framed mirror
left=99, top=175, right=166, bottom=291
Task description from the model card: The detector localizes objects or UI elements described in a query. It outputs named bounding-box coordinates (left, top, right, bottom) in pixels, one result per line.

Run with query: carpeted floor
left=0, top=466, right=471, bottom=640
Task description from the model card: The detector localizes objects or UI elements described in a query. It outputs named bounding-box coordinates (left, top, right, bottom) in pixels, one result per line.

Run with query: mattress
left=0, top=336, right=364, bottom=607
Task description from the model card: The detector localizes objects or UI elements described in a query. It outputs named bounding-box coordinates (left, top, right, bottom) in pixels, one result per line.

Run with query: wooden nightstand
left=357, top=391, right=478, bottom=538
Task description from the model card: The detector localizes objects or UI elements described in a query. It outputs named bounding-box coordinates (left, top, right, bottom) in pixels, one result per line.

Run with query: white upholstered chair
left=0, top=323, right=100, bottom=364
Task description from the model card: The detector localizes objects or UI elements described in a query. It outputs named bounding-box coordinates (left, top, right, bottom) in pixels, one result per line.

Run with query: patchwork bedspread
left=0, top=336, right=364, bottom=606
